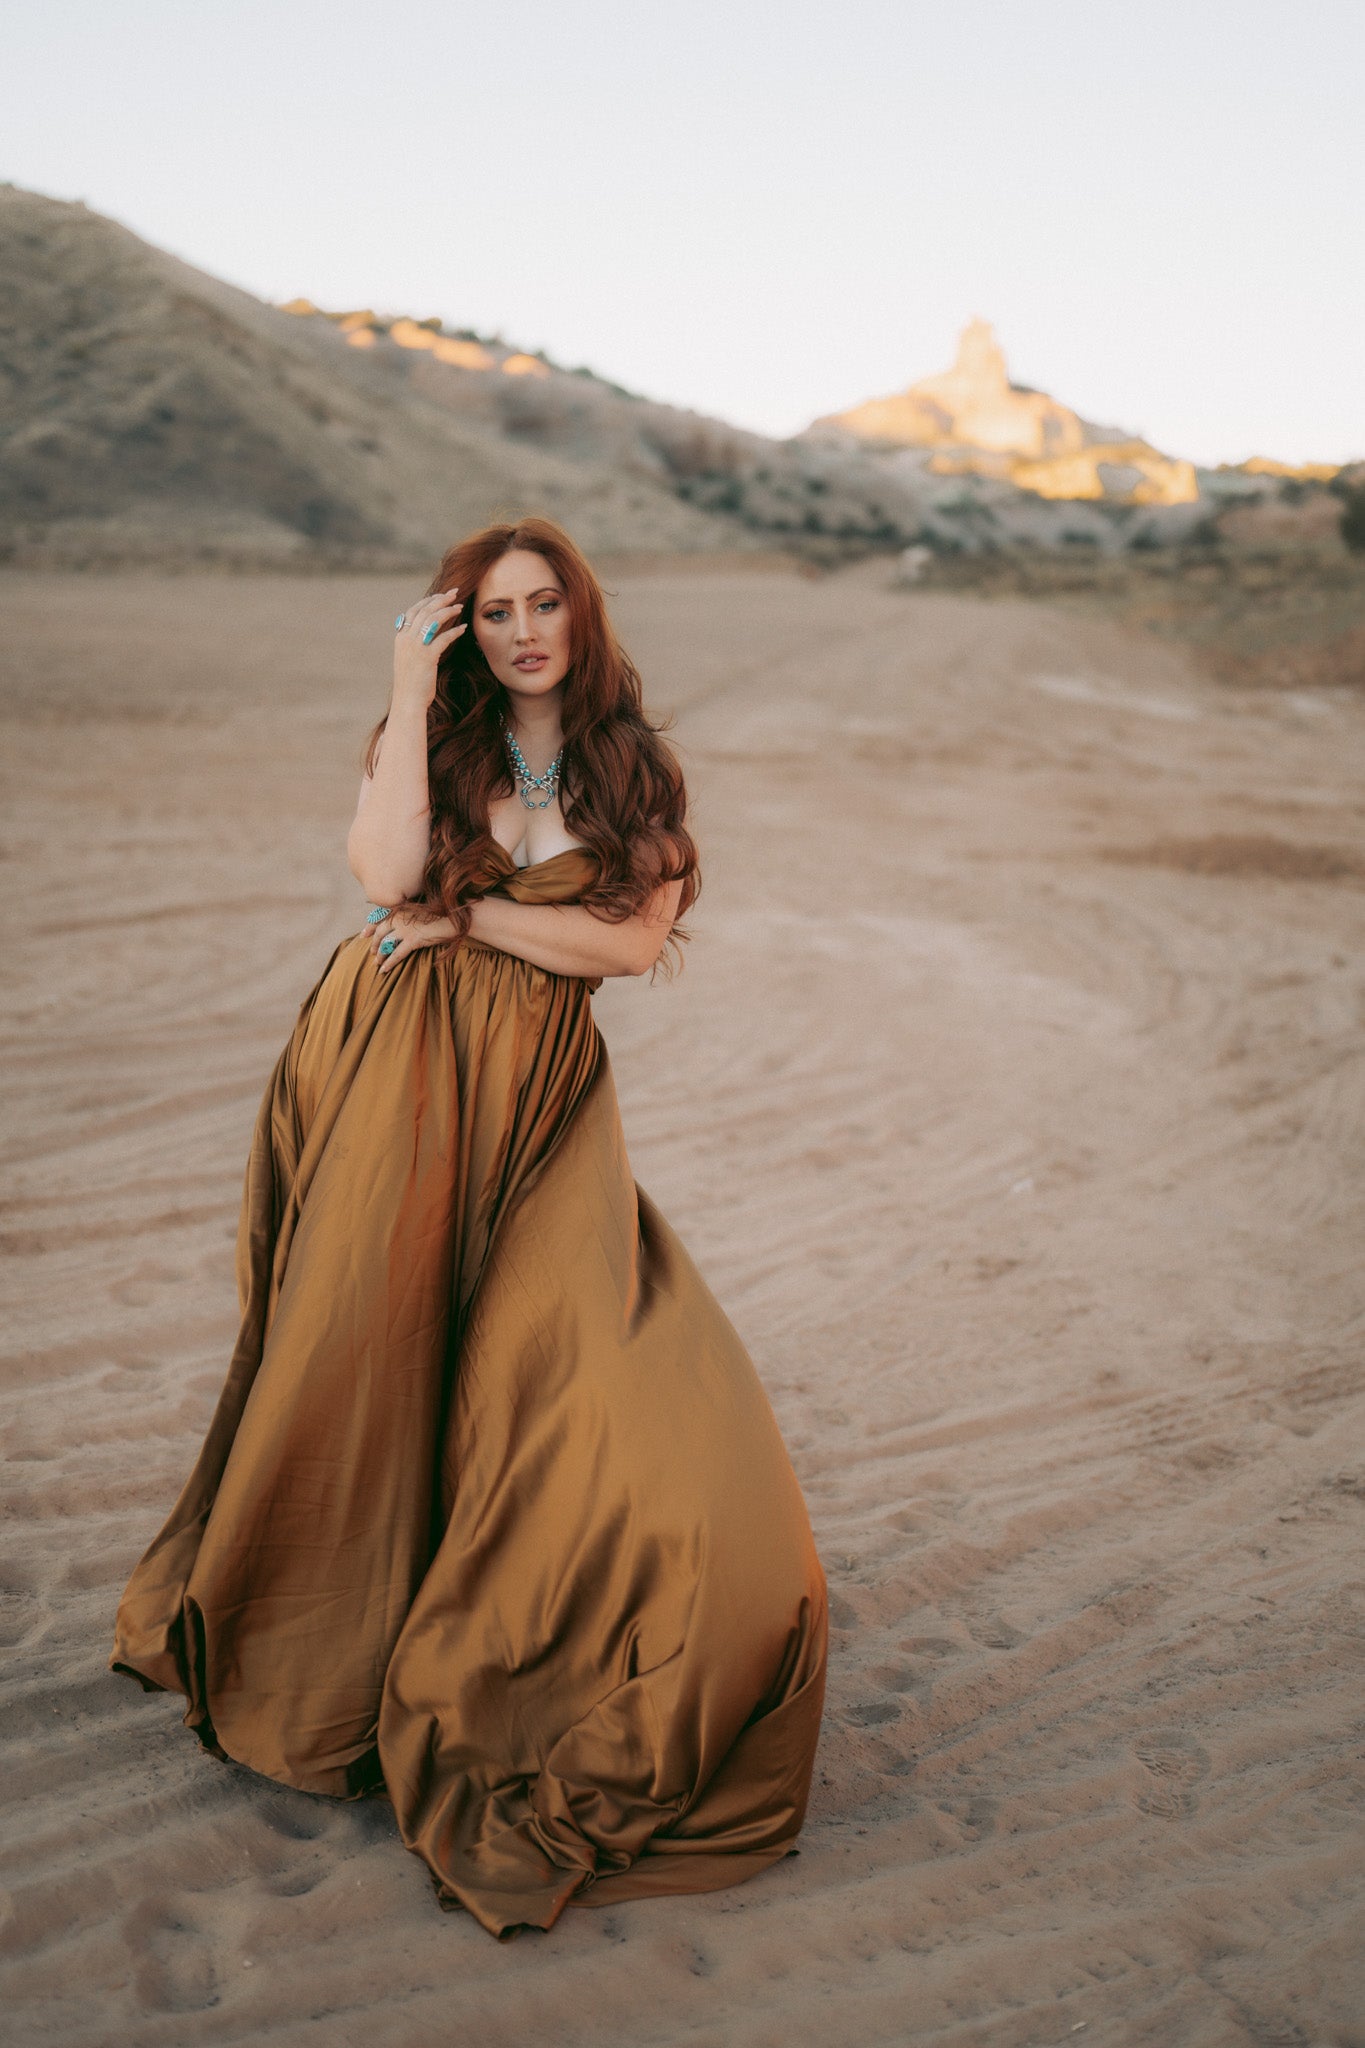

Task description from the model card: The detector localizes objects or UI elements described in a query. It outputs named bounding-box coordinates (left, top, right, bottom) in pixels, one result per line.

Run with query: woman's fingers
left=399, top=587, right=460, bottom=631
left=406, top=622, right=467, bottom=657
left=393, top=591, right=464, bottom=655
left=366, top=909, right=392, bottom=956
left=391, top=590, right=466, bottom=708
left=417, top=603, right=464, bottom=644
left=374, top=910, right=415, bottom=971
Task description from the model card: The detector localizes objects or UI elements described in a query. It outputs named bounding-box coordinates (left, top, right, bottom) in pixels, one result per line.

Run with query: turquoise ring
left=394, top=613, right=406, bottom=631
left=378, top=936, right=399, bottom=959
left=422, top=621, right=440, bottom=646
left=366, top=906, right=392, bottom=925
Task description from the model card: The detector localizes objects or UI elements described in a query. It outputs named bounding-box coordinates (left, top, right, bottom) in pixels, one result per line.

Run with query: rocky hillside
left=4, top=188, right=1354, bottom=569
left=809, top=319, right=1357, bottom=557
left=0, top=186, right=929, bottom=567
left=812, top=319, right=1200, bottom=507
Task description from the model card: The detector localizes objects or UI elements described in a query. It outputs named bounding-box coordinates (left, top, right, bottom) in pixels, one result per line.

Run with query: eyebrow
left=479, top=585, right=563, bottom=605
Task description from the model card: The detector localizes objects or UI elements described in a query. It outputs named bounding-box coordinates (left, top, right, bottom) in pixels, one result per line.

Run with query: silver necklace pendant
left=503, top=723, right=562, bottom=811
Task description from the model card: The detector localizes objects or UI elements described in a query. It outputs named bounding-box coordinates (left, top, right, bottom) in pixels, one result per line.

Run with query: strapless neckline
left=479, top=840, right=599, bottom=908
left=492, top=844, right=590, bottom=877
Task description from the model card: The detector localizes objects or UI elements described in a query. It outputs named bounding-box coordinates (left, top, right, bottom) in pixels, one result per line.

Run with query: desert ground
left=1, top=560, right=1362, bottom=2048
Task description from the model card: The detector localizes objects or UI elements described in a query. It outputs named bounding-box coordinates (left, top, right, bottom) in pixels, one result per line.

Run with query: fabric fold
left=112, top=848, right=827, bottom=1934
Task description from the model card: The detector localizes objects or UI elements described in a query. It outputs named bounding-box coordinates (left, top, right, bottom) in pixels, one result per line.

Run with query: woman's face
left=472, top=550, right=572, bottom=702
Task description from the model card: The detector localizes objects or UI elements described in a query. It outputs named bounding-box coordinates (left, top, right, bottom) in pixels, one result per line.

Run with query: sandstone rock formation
left=815, top=320, right=1199, bottom=506
left=4, top=185, right=1348, bottom=569
left=832, top=319, right=1083, bottom=459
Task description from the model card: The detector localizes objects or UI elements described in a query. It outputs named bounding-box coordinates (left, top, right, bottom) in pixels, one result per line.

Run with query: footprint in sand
left=965, top=1614, right=1028, bottom=1651
left=842, top=1698, right=902, bottom=1726
left=268, top=1866, right=325, bottom=1898
left=943, top=1793, right=999, bottom=1842
left=126, top=1904, right=218, bottom=2014
left=254, top=1791, right=334, bottom=1841
left=869, top=1663, right=925, bottom=1696
left=1234, top=2017, right=1311, bottom=2048
left=1131, top=1731, right=1211, bottom=1818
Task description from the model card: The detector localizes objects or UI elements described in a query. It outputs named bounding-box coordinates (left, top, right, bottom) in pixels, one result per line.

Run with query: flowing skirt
left=112, top=925, right=827, bottom=1936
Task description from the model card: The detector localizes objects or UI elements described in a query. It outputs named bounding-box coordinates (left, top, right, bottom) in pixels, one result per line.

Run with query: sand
left=2, top=561, right=1362, bottom=2047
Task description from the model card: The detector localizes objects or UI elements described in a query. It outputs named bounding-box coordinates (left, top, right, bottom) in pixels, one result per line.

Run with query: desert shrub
left=1180, top=517, right=1224, bottom=552
left=1337, top=485, right=1365, bottom=553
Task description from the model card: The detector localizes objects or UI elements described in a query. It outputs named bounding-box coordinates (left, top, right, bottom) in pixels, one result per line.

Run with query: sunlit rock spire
left=815, top=321, right=1197, bottom=505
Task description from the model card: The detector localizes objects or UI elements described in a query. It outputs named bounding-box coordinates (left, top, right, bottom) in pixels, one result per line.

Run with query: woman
left=111, top=517, right=828, bottom=1938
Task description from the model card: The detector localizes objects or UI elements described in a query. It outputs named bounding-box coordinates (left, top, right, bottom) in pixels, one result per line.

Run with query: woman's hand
left=392, top=588, right=466, bottom=714
left=367, top=906, right=461, bottom=974
left=464, top=882, right=683, bottom=979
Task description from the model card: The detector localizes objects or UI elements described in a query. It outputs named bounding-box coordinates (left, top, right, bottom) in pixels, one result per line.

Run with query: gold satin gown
left=111, top=845, right=828, bottom=1937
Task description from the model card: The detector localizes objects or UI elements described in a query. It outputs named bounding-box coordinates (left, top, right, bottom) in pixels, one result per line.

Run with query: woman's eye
left=536, top=599, right=559, bottom=613
left=484, top=607, right=508, bottom=622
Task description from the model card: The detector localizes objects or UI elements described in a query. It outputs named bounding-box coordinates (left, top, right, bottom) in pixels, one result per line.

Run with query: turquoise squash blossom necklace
left=502, top=721, right=563, bottom=810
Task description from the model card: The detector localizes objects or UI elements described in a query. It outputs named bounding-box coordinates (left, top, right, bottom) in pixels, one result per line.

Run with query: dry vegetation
left=916, top=525, right=1365, bottom=694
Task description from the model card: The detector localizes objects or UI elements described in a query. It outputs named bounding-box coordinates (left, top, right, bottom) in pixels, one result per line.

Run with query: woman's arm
left=467, top=883, right=684, bottom=979
left=369, top=881, right=685, bottom=980
left=346, top=707, right=430, bottom=905
left=346, top=588, right=464, bottom=904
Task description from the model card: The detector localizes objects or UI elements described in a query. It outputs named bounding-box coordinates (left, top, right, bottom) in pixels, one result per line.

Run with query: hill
left=812, top=318, right=1199, bottom=508
left=806, top=319, right=1362, bottom=558
left=0, top=186, right=928, bottom=568
left=4, top=189, right=1356, bottom=570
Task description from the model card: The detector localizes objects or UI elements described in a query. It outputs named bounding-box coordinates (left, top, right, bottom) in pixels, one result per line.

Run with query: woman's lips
left=513, top=653, right=548, bottom=669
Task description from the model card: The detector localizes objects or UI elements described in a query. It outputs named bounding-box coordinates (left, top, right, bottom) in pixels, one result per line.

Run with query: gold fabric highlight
left=111, top=848, right=828, bottom=1936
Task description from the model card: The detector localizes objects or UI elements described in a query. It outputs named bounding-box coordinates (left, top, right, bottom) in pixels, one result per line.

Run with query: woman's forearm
left=346, top=699, right=432, bottom=904
left=467, top=890, right=678, bottom=979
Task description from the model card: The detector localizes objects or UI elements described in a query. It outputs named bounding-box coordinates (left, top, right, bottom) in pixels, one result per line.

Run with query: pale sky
left=6, top=0, right=1363, bottom=465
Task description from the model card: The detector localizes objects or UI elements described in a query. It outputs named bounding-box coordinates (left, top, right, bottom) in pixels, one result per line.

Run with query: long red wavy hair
left=364, top=517, right=699, bottom=956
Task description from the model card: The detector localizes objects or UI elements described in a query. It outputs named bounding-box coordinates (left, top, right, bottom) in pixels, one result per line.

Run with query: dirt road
left=2, top=561, right=1361, bottom=2046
